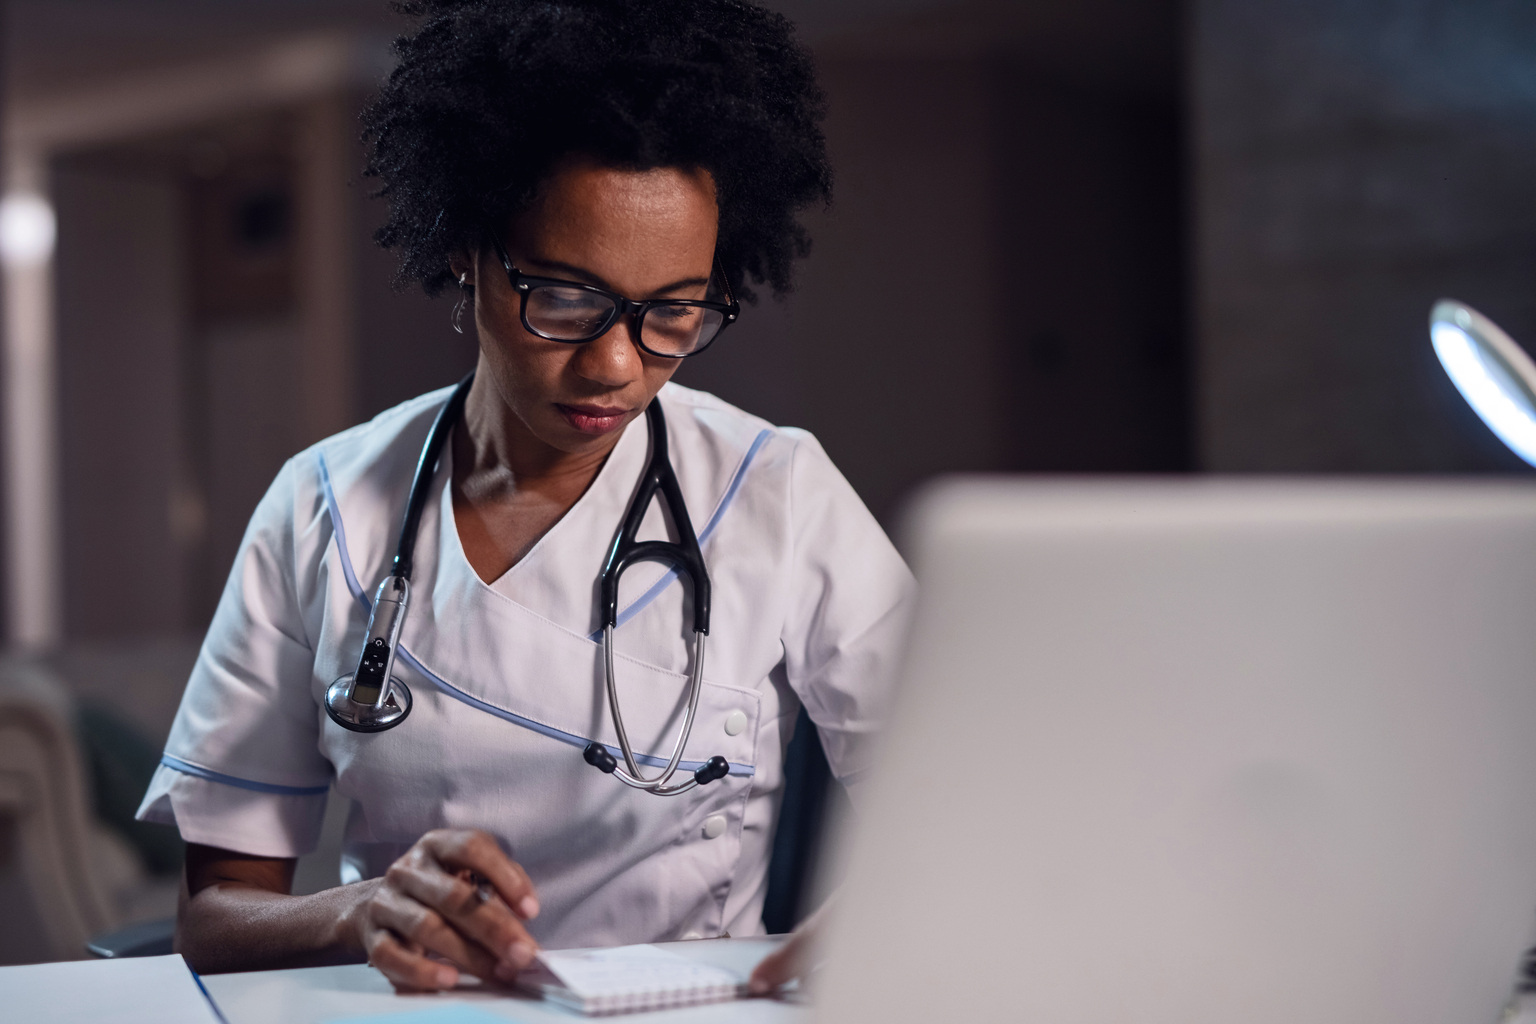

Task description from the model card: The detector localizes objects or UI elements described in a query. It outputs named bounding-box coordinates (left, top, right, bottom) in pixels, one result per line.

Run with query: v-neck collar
left=438, top=407, right=651, bottom=595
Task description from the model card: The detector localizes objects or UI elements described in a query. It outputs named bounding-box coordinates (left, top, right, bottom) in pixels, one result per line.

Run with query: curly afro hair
left=363, top=0, right=831, bottom=301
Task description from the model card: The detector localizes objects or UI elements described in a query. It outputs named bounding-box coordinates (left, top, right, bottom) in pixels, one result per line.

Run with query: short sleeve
left=135, top=458, right=332, bottom=857
left=779, top=432, right=917, bottom=804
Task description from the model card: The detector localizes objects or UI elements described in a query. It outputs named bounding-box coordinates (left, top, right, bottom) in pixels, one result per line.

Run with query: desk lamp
left=1430, top=299, right=1536, bottom=467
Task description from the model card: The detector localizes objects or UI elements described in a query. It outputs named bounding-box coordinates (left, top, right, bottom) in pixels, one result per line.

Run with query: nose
left=572, top=313, right=645, bottom=387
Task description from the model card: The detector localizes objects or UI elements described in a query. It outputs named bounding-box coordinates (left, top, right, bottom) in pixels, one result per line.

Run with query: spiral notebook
left=517, top=943, right=748, bottom=1016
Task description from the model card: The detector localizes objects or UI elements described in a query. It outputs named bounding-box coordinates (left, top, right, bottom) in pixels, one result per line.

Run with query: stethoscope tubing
left=396, top=372, right=476, bottom=581
left=602, top=626, right=709, bottom=795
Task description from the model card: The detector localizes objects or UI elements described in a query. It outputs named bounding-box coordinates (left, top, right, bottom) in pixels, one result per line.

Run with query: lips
left=556, top=402, right=632, bottom=435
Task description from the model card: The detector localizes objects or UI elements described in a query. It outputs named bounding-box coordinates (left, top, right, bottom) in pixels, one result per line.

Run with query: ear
left=447, top=251, right=476, bottom=289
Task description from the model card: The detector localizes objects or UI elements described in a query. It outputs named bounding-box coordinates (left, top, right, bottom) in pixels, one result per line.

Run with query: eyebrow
left=520, top=256, right=710, bottom=297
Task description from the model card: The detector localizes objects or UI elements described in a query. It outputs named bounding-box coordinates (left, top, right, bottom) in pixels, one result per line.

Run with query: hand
left=748, top=897, right=833, bottom=995
left=346, top=828, right=542, bottom=991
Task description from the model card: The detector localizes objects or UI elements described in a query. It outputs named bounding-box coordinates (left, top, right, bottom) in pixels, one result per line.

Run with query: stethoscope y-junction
left=323, top=373, right=730, bottom=795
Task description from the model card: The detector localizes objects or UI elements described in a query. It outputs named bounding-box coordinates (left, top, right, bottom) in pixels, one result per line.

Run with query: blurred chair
left=761, top=706, right=845, bottom=934
left=0, top=661, right=166, bottom=964
left=86, top=916, right=175, bottom=959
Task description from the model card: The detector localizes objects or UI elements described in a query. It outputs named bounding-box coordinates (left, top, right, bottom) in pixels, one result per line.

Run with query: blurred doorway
left=33, top=39, right=477, bottom=644
left=54, top=104, right=346, bottom=636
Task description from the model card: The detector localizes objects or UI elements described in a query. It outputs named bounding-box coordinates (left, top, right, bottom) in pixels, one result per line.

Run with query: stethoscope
left=323, top=372, right=731, bottom=795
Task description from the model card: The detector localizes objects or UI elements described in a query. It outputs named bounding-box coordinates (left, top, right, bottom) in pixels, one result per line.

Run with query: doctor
left=137, top=0, right=913, bottom=994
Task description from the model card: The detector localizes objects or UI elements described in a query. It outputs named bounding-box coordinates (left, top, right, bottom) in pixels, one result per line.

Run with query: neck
left=455, top=369, right=622, bottom=499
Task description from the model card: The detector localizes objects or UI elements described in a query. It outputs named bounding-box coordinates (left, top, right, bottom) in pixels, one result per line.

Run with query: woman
left=136, top=0, right=914, bottom=993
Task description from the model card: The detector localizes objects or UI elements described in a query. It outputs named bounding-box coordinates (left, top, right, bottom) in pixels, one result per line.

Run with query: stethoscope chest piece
left=325, top=572, right=416, bottom=733
left=325, top=672, right=413, bottom=732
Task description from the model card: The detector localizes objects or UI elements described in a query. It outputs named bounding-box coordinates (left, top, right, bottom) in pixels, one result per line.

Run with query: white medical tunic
left=137, top=381, right=914, bottom=947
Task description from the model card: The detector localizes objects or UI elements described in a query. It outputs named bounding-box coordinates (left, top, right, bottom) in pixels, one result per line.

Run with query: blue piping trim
left=394, top=645, right=753, bottom=777
left=160, top=754, right=330, bottom=796
left=836, top=765, right=870, bottom=786
left=315, top=437, right=761, bottom=779
left=589, top=427, right=774, bottom=641
left=316, top=451, right=366, bottom=608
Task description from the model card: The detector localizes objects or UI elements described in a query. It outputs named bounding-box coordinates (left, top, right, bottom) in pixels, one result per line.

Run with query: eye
left=652, top=304, right=700, bottom=323
left=540, top=291, right=606, bottom=314
left=525, top=285, right=616, bottom=339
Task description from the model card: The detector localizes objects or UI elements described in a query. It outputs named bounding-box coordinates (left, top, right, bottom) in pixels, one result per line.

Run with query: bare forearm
left=177, top=879, right=380, bottom=974
left=176, top=832, right=542, bottom=991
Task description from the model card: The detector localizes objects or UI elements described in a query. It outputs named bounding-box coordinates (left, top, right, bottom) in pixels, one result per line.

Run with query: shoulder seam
left=658, top=382, right=779, bottom=442
left=302, top=385, right=454, bottom=461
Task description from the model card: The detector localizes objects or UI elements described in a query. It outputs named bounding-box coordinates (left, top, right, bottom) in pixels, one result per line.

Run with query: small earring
left=452, top=272, right=471, bottom=334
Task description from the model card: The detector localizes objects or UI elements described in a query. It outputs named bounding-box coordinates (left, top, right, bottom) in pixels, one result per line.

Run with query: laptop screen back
left=816, top=480, right=1536, bottom=1024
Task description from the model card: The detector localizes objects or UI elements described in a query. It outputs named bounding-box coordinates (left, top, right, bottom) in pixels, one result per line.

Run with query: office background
left=0, top=0, right=1532, bottom=965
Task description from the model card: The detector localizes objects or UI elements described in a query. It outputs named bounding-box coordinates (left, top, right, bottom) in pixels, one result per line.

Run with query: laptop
left=815, top=479, right=1536, bottom=1024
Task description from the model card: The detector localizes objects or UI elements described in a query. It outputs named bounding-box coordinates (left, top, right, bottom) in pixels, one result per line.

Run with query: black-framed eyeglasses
left=486, top=227, right=739, bottom=358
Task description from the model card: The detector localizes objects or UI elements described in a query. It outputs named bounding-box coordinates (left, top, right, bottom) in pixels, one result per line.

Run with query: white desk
left=202, top=938, right=812, bottom=1024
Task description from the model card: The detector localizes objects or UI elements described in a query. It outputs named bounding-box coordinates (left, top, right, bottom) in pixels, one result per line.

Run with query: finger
left=749, top=930, right=811, bottom=995
left=422, top=830, right=541, bottom=920
left=428, top=831, right=541, bottom=921
left=386, top=856, right=539, bottom=976
left=365, top=926, right=460, bottom=993
left=370, top=883, right=507, bottom=982
left=750, top=898, right=836, bottom=995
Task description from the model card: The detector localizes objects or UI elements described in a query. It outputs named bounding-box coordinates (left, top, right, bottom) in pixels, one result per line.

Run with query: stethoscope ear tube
left=584, top=741, right=729, bottom=787
left=598, top=402, right=711, bottom=635
left=594, top=626, right=729, bottom=795
left=586, top=399, right=731, bottom=795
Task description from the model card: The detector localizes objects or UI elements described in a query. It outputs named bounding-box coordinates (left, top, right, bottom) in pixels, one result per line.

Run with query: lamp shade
left=1430, top=299, right=1536, bottom=468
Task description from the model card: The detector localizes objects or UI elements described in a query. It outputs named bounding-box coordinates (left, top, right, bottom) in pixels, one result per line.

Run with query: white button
left=703, top=814, right=727, bottom=839
left=681, top=931, right=702, bottom=941
left=724, top=710, right=748, bottom=736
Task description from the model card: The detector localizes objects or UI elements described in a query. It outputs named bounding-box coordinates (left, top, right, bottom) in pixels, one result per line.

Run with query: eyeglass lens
left=524, top=286, right=725, bottom=356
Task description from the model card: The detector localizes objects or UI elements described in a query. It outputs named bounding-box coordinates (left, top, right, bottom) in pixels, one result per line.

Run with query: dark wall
left=679, top=26, right=1188, bottom=525
left=992, top=65, right=1187, bottom=472
left=1195, top=0, right=1536, bottom=472
left=680, top=58, right=1010, bottom=523
left=353, top=191, right=479, bottom=422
